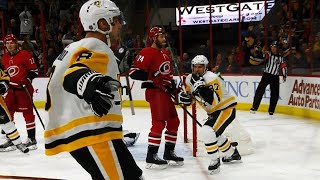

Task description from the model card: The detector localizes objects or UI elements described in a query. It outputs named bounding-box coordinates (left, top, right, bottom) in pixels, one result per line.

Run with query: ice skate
left=250, top=108, right=256, bottom=114
left=208, top=158, right=220, bottom=174
left=222, top=147, right=242, bottom=163
left=145, top=145, right=168, bottom=169
left=23, top=138, right=37, bottom=150
left=269, top=112, right=275, bottom=119
left=123, top=132, right=140, bottom=147
left=16, top=143, right=29, bottom=153
left=163, top=143, right=184, bottom=166
left=163, top=150, right=184, bottom=166
left=0, top=139, right=16, bottom=152
left=146, top=153, right=168, bottom=169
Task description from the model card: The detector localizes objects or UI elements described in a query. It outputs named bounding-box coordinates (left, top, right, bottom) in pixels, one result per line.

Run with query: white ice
left=0, top=107, right=320, bottom=180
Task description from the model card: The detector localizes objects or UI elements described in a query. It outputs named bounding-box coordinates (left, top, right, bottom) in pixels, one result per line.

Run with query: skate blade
left=167, top=160, right=184, bottom=166
left=223, top=159, right=242, bottom=164
left=27, top=145, right=37, bottom=150
left=145, top=163, right=168, bottom=169
left=17, top=148, right=30, bottom=154
left=0, top=146, right=17, bottom=152
left=209, top=168, right=220, bottom=175
left=20, top=150, right=30, bottom=154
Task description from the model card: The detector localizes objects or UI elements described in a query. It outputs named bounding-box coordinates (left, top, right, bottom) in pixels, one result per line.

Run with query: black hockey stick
left=22, top=84, right=45, bottom=130
left=125, top=73, right=135, bottom=115
left=155, top=84, right=202, bottom=127
left=172, top=95, right=203, bottom=127
left=119, top=48, right=135, bottom=115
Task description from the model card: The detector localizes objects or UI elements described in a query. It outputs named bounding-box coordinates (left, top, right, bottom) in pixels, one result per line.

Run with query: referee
left=250, top=41, right=287, bottom=116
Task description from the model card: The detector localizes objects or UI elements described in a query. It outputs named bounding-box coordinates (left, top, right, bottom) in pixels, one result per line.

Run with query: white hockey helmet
left=191, top=55, right=209, bottom=75
left=79, top=0, right=122, bottom=35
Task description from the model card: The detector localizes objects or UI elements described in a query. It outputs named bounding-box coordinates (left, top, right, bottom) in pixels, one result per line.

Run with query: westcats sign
left=176, top=1, right=275, bottom=26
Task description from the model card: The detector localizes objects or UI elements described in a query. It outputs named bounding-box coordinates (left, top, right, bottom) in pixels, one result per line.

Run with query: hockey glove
left=0, top=81, right=9, bottom=95
left=190, top=74, right=205, bottom=95
left=152, top=71, right=173, bottom=90
left=177, top=91, right=192, bottom=106
left=78, top=72, right=121, bottom=117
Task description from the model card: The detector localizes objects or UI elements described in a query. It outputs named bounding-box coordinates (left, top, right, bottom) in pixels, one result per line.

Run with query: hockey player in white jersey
left=183, top=55, right=241, bottom=174
left=0, top=69, right=29, bottom=153
left=44, top=0, right=143, bottom=179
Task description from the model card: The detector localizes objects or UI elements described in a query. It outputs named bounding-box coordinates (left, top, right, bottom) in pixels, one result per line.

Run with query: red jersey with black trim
left=134, top=47, right=173, bottom=81
left=2, top=50, right=38, bottom=86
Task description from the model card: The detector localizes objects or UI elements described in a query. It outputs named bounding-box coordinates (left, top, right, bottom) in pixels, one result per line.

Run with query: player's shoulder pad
left=19, top=50, right=33, bottom=57
left=202, top=71, right=217, bottom=82
left=139, top=47, right=154, bottom=55
left=185, top=74, right=192, bottom=85
left=75, top=38, right=111, bottom=54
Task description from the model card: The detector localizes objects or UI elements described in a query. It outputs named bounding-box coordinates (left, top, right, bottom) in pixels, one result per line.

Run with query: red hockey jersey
left=133, top=47, right=173, bottom=81
left=2, top=50, right=38, bottom=88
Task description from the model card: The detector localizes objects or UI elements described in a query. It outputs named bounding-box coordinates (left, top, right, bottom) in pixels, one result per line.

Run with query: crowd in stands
left=0, top=0, right=319, bottom=76
left=178, top=0, right=320, bottom=75
left=0, top=0, right=86, bottom=76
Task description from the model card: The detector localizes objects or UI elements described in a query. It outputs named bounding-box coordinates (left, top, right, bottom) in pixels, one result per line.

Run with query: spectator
left=226, top=54, right=240, bottom=73
left=9, top=19, right=19, bottom=37
left=62, top=29, right=74, bottom=41
left=19, top=6, right=33, bottom=39
left=290, top=49, right=310, bottom=74
left=46, top=47, right=56, bottom=76
left=181, top=52, right=192, bottom=74
left=133, top=34, right=145, bottom=49
left=211, top=53, right=223, bottom=72
left=313, top=32, right=320, bottom=68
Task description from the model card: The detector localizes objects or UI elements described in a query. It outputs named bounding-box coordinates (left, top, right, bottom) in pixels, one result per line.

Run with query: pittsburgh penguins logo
left=158, top=61, right=170, bottom=75
left=6, top=66, right=20, bottom=77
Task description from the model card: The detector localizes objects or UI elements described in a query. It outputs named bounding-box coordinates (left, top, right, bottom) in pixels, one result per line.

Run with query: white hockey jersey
left=44, top=38, right=123, bottom=156
left=185, top=71, right=237, bottom=114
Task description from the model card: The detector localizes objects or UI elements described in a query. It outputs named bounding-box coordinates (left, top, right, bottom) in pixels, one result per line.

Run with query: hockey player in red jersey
left=130, top=27, right=190, bottom=168
left=0, top=34, right=38, bottom=150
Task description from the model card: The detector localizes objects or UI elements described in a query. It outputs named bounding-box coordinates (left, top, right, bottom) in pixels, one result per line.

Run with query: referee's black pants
left=252, top=72, right=279, bottom=114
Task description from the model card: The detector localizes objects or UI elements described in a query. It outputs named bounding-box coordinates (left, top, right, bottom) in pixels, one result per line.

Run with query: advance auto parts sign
left=288, top=79, right=320, bottom=110
left=176, top=1, right=275, bottom=26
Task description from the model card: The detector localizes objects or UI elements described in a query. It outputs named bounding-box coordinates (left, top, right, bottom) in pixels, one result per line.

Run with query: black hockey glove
left=177, top=91, right=192, bottom=106
left=190, top=74, right=205, bottom=95
left=78, top=72, right=121, bottom=117
left=0, top=81, right=9, bottom=95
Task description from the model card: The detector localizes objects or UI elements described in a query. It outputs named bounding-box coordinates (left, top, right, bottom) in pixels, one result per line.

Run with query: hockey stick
left=125, top=73, right=135, bottom=115
left=22, top=84, right=45, bottom=130
left=155, top=83, right=202, bottom=127
left=122, top=49, right=135, bottom=115
left=170, top=93, right=203, bottom=127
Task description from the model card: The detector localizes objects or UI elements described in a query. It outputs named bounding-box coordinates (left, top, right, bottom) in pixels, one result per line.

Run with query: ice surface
left=0, top=108, right=319, bottom=180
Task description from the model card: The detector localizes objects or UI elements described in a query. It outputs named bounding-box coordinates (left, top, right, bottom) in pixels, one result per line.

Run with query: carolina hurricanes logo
left=6, top=66, right=20, bottom=77
left=159, top=61, right=170, bottom=75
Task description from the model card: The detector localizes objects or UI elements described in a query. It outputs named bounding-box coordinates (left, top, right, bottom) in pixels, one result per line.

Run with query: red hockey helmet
left=148, top=27, right=165, bottom=39
left=4, top=34, right=17, bottom=43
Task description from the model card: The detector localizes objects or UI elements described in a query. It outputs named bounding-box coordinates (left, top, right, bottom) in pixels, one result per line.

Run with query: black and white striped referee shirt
left=264, top=52, right=287, bottom=77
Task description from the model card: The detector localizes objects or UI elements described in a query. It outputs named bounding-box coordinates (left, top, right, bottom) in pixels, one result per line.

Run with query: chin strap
left=106, top=35, right=111, bottom=47
left=96, top=26, right=113, bottom=47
